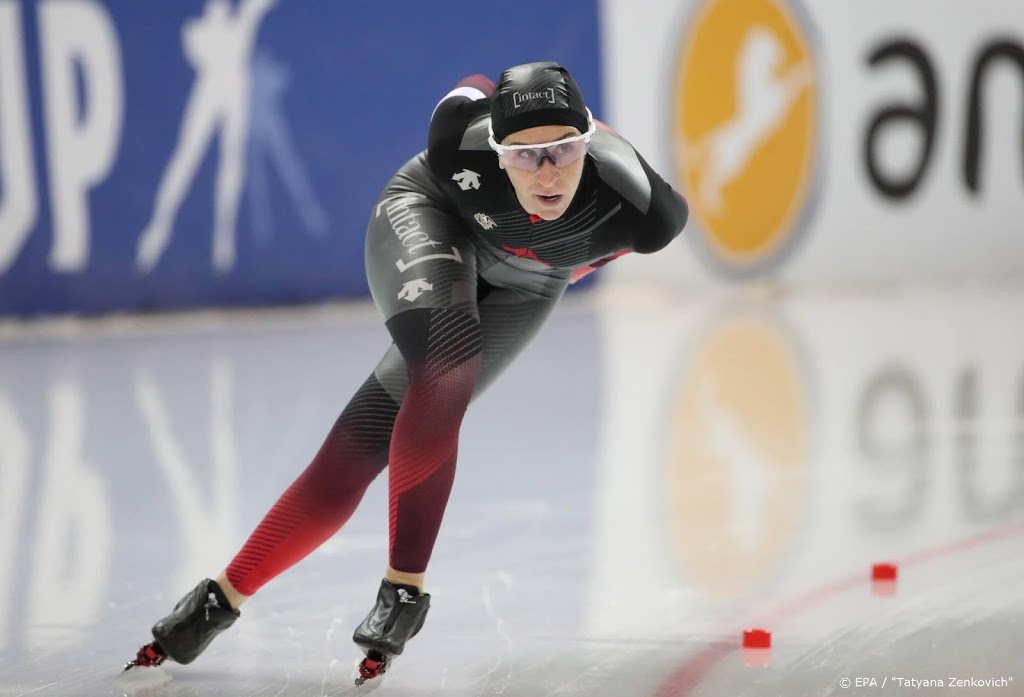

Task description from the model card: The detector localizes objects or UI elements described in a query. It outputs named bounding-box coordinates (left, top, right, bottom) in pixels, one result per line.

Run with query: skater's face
left=497, top=124, right=588, bottom=221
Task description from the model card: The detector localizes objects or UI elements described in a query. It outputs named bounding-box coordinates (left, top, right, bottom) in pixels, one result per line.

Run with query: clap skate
left=352, top=579, right=431, bottom=686
left=123, top=579, right=239, bottom=671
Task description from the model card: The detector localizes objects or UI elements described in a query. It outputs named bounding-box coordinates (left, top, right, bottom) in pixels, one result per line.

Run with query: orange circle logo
left=672, top=0, right=818, bottom=276
left=664, top=315, right=810, bottom=599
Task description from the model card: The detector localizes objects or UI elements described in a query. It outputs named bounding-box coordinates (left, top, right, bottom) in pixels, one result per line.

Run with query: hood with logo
left=489, top=62, right=590, bottom=143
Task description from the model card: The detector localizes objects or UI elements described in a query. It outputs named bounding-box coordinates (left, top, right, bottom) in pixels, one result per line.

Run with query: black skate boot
left=123, top=579, right=240, bottom=671
left=352, top=579, right=431, bottom=686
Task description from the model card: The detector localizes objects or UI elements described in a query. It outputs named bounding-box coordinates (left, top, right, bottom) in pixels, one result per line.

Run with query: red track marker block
left=872, top=562, right=899, bottom=596
left=742, top=629, right=772, bottom=668
left=743, top=628, right=771, bottom=649
left=872, top=563, right=897, bottom=581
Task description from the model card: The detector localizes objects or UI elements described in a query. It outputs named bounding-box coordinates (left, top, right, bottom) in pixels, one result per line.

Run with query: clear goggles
left=488, top=108, right=596, bottom=172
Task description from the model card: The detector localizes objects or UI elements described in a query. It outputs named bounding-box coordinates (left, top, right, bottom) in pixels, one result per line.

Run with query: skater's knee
left=386, top=307, right=483, bottom=397
left=386, top=308, right=482, bottom=365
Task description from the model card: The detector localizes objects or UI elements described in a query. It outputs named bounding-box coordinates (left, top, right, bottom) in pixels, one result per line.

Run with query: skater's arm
left=628, top=149, right=688, bottom=254
left=426, top=74, right=494, bottom=176
left=428, top=74, right=494, bottom=122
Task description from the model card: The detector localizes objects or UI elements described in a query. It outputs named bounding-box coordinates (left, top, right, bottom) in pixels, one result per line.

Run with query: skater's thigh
left=367, top=278, right=563, bottom=403
left=365, top=189, right=478, bottom=323
left=472, top=282, right=565, bottom=398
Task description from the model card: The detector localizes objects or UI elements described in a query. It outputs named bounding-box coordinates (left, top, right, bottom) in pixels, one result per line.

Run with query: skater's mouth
left=535, top=194, right=563, bottom=207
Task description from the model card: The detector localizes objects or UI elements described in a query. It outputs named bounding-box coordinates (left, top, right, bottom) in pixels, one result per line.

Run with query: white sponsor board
left=599, top=0, right=1024, bottom=286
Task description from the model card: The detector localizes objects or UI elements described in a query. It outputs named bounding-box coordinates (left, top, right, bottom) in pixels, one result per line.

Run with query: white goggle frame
left=487, top=107, right=596, bottom=156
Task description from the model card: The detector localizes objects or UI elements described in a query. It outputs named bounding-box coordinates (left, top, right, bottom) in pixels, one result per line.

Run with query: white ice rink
left=0, top=286, right=1022, bottom=696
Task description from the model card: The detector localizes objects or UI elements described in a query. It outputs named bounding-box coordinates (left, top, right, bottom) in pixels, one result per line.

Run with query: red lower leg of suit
left=226, top=308, right=482, bottom=596
left=387, top=355, right=480, bottom=571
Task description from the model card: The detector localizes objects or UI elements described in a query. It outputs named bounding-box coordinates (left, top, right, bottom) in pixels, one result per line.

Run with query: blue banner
left=0, top=0, right=602, bottom=316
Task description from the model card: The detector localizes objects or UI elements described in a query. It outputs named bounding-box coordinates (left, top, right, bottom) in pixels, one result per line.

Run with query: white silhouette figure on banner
left=684, top=28, right=812, bottom=215
left=136, top=0, right=276, bottom=273
left=246, top=50, right=329, bottom=245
